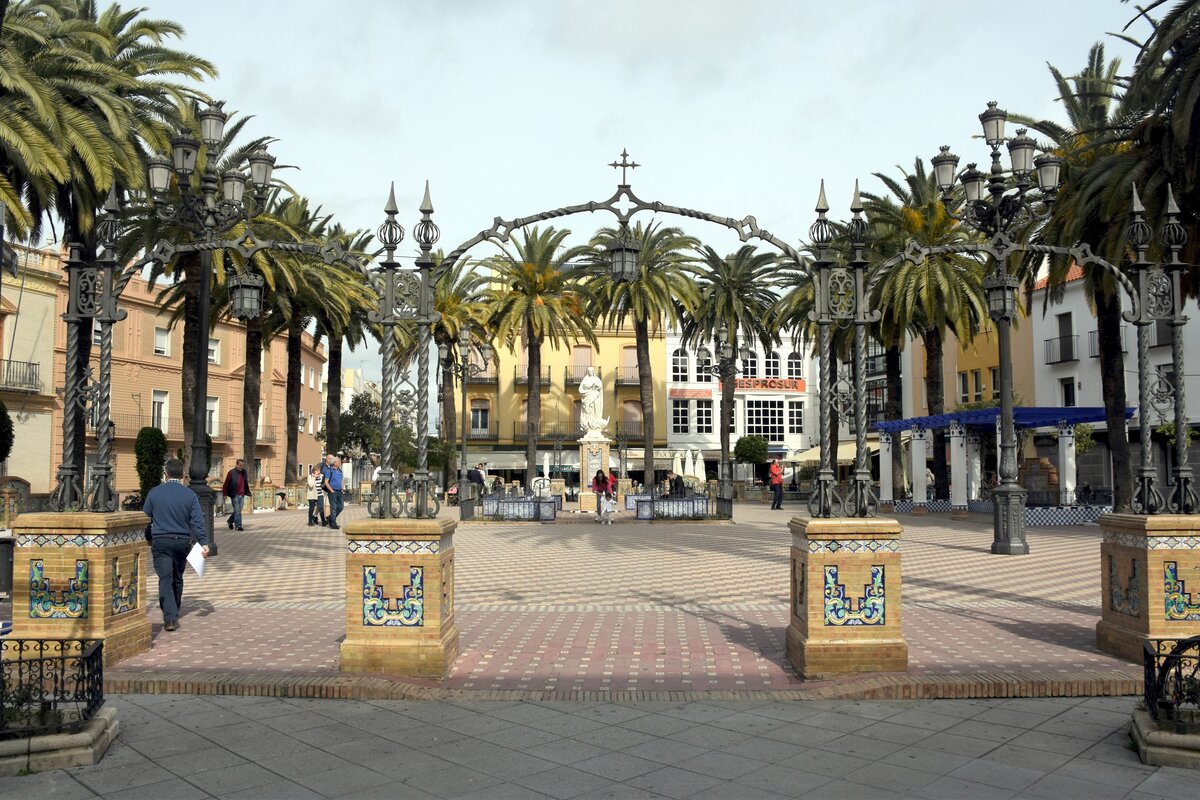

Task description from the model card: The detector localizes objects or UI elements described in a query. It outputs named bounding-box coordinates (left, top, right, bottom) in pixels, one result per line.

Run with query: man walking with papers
left=142, top=458, right=209, bottom=632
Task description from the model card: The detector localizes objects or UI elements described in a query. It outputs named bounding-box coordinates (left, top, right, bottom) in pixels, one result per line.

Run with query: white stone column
left=879, top=432, right=893, bottom=506
left=1058, top=422, right=1076, bottom=506
left=966, top=431, right=982, bottom=501
left=910, top=426, right=928, bottom=513
left=949, top=422, right=968, bottom=516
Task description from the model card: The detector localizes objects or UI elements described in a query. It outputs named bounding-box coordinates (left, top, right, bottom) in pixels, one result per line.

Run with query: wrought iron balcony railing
left=565, top=365, right=599, bottom=385
left=615, top=366, right=640, bottom=386
left=512, top=421, right=576, bottom=440
left=467, top=424, right=498, bottom=441
left=514, top=365, right=551, bottom=385
left=1043, top=334, right=1078, bottom=365
left=1088, top=327, right=1129, bottom=358
left=616, top=422, right=645, bottom=440
left=0, top=639, right=104, bottom=739
left=466, top=369, right=498, bottom=384
left=0, top=359, right=40, bottom=392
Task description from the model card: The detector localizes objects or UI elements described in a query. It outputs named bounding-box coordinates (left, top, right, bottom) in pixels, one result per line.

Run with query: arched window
left=743, top=351, right=758, bottom=378
left=764, top=351, right=780, bottom=378
left=671, top=348, right=689, bottom=382
left=696, top=348, right=713, bottom=382
left=787, top=353, right=804, bottom=380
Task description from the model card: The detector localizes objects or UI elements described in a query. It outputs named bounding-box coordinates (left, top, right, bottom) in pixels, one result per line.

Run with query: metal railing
left=615, top=366, right=640, bottom=386
left=1144, top=637, right=1200, bottom=735
left=466, top=369, right=498, bottom=384
left=0, top=639, right=104, bottom=740
left=0, top=359, right=40, bottom=391
left=1088, top=327, right=1129, bottom=358
left=616, top=422, right=645, bottom=440
left=88, top=412, right=181, bottom=439
left=514, top=366, right=552, bottom=385
left=466, top=424, right=498, bottom=441
left=565, top=365, right=598, bottom=385
left=1043, top=335, right=1078, bottom=364
left=512, top=421, right=575, bottom=440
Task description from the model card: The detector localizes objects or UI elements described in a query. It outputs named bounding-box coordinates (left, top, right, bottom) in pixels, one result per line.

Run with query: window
left=206, top=397, right=218, bottom=436
left=153, top=327, right=169, bottom=356
left=671, top=349, right=689, bottom=382
left=972, top=370, right=983, bottom=402
left=672, top=399, right=690, bottom=434
left=787, top=353, right=804, bottom=380
left=308, top=415, right=315, bottom=434
left=208, top=337, right=220, bottom=364
left=743, top=352, right=758, bottom=378
left=208, top=457, right=222, bottom=479
left=92, top=319, right=102, bottom=346
left=745, top=400, right=784, bottom=443
left=788, top=400, right=804, bottom=434
left=696, top=400, right=713, bottom=434
left=253, top=458, right=262, bottom=482
left=151, top=390, right=168, bottom=432
left=696, top=348, right=712, bottom=382
left=990, top=368, right=1000, bottom=401
left=764, top=351, right=780, bottom=378
left=958, top=371, right=969, bottom=404
left=299, top=410, right=307, bottom=434
left=571, top=345, right=592, bottom=366
left=309, top=367, right=315, bottom=389
left=1061, top=378, right=1076, bottom=408
left=728, top=400, right=737, bottom=433
left=470, top=399, right=490, bottom=433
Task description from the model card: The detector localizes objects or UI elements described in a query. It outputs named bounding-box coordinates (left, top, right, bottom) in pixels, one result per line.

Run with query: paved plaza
left=101, top=502, right=1136, bottom=694
left=1, top=693, right=1189, bottom=799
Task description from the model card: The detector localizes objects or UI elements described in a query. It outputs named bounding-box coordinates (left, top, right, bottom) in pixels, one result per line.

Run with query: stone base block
left=1096, top=619, right=1146, bottom=663
left=911, top=506, right=928, bottom=516
left=340, top=628, right=459, bottom=680
left=0, top=707, right=118, bottom=776
left=786, top=625, right=908, bottom=679
left=1131, top=709, right=1200, bottom=769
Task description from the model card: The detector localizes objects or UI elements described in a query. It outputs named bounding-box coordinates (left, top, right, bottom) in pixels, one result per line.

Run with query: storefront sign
left=669, top=388, right=713, bottom=399
left=724, top=378, right=807, bottom=392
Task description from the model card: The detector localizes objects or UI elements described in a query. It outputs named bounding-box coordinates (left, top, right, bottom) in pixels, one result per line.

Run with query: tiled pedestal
left=1097, top=513, right=1200, bottom=662
left=340, top=517, right=457, bottom=679
left=10, top=512, right=151, bottom=666
left=786, top=516, right=908, bottom=679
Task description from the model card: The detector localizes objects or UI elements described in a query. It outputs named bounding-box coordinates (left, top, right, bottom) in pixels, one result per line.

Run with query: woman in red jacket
left=769, top=458, right=784, bottom=510
left=591, top=470, right=609, bottom=522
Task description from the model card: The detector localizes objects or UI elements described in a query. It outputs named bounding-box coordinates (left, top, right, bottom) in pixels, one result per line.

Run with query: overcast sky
left=140, top=0, right=1149, bottom=381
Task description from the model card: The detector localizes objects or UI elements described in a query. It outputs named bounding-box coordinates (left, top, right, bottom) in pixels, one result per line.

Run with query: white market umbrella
left=672, top=451, right=684, bottom=477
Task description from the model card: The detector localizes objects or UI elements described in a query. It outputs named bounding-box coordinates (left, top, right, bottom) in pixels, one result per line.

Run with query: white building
left=663, top=328, right=819, bottom=482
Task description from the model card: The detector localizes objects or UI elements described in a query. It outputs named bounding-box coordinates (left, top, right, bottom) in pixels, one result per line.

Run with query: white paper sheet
left=186, top=543, right=206, bottom=578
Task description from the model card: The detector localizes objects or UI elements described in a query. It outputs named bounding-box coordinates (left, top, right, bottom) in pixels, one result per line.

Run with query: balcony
left=514, top=365, right=551, bottom=385
left=1149, top=318, right=1173, bottom=348
left=513, top=421, right=575, bottom=440
left=616, top=422, right=646, bottom=440
left=89, top=413, right=181, bottom=439
left=1088, top=327, right=1129, bottom=358
left=615, top=366, right=640, bottom=386
left=565, top=365, right=598, bottom=385
left=467, top=423, right=498, bottom=441
left=1044, top=335, right=1078, bottom=365
left=466, top=368, right=498, bottom=385
left=0, top=359, right=40, bottom=392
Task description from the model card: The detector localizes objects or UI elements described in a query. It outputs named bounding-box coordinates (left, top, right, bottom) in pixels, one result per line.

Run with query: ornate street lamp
left=440, top=328, right=493, bottom=518
left=606, top=222, right=642, bottom=281
left=700, top=321, right=749, bottom=511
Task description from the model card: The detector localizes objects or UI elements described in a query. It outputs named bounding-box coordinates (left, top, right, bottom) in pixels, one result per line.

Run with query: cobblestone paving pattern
left=0, top=694, right=1187, bottom=799
left=111, top=503, right=1130, bottom=690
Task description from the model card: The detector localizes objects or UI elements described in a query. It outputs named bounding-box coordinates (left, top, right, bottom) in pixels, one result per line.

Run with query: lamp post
left=439, top=328, right=493, bottom=517
left=700, top=321, right=749, bottom=508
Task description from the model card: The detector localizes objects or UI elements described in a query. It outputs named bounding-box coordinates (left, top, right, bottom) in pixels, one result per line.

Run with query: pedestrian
left=591, top=469, right=609, bottom=522
left=769, top=457, right=784, bottom=510
left=306, top=465, right=326, bottom=526
left=600, top=491, right=616, bottom=525
left=322, top=454, right=345, bottom=529
left=221, top=458, right=252, bottom=531
left=664, top=469, right=687, bottom=498
left=142, top=458, right=208, bottom=632
left=926, top=466, right=935, bottom=500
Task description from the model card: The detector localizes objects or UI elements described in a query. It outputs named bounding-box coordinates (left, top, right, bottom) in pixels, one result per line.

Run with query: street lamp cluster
left=700, top=321, right=750, bottom=505
left=441, top=329, right=494, bottom=509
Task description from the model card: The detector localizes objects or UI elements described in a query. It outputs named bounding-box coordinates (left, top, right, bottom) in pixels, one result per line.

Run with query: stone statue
left=578, top=367, right=608, bottom=435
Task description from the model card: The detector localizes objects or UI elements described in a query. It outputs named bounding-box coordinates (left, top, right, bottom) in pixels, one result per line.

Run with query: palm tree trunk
left=525, top=322, right=541, bottom=492
left=635, top=316, right=654, bottom=486
left=924, top=330, right=948, bottom=500
left=885, top=342, right=904, bottom=497
left=242, top=317, right=263, bottom=470
left=1096, top=286, right=1133, bottom=509
left=440, top=345, right=458, bottom=483
left=720, top=331, right=737, bottom=486
left=180, top=255, right=200, bottom=468
left=325, top=334, right=343, bottom=453
left=285, top=316, right=303, bottom=482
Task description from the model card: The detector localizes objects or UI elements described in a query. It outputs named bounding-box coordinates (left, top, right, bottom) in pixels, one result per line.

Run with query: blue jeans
left=227, top=494, right=245, bottom=528
left=327, top=490, right=343, bottom=526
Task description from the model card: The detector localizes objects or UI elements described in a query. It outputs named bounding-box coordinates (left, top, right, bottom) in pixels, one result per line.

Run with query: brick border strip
left=105, top=667, right=1142, bottom=702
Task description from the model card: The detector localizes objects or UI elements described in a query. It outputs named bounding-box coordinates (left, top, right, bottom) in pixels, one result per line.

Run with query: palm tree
left=865, top=159, right=985, bottom=501
left=584, top=221, right=698, bottom=486
left=680, top=244, right=780, bottom=486
left=432, top=252, right=489, bottom=482
left=1012, top=42, right=1139, bottom=510
left=487, top=226, right=593, bottom=489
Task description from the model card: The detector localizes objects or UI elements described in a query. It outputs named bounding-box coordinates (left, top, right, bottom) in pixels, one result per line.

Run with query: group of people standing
left=307, top=454, right=345, bottom=529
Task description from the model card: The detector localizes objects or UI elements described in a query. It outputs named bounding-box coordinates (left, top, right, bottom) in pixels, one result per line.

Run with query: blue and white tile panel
left=346, top=537, right=449, bottom=555
left=1103, top=532, right=1200, bottom=550
left=16, top=530, right=145, bottom=548
left=1025, top=505, right=1112, bottom=526
left=793, top=536, right=900, bottom=554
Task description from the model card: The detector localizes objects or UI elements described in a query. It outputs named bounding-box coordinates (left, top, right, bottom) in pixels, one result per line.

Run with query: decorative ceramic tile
left=17, top=530, right=145, bottom=548
left=1104, top=532, right=1200, bottom=550
left=801, top=538, right=899, bottom=555
left=823, top=564, right=885, bottom=626
left=29, top=559, right=88, bottom=619
left=1108, top=555, right=1139, bottom=617
left=1164, top=561, right=1200, bottom=622
left=362, top=565, right=424, bottom=627
left=347, top=539, right=444, bottom=555
left=111, top=554, right=138, bottom=615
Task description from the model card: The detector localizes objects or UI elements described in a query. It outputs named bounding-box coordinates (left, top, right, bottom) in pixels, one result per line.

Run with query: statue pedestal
left=578, top=434, right=612, bottom=487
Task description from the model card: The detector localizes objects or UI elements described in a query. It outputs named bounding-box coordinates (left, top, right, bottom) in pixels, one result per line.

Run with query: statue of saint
left=578, top=367, right=608, bottom=434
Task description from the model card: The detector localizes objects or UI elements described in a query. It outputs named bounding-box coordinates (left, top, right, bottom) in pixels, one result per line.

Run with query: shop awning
left=794, top=440, right=881, bottom=466
left=874, top=406, right=1134, bottom=433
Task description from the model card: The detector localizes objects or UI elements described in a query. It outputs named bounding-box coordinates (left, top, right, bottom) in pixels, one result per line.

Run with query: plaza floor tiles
left=110, top=503, right=1135, bottom=691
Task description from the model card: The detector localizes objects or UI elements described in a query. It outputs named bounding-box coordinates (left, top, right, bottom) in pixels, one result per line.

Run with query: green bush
left=135, top=427, right=168, bottom=500
left=734, top=435, right=769, bottom=465
left=0, top=398, right=13, bottom=466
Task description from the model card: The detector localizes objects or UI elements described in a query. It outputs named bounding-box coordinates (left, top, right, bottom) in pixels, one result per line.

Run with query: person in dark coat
left=143, top=459, right=208, bottom=632
left=666, top=470, right=687, bottom=498
left=222, top=458, right=252, bottom=531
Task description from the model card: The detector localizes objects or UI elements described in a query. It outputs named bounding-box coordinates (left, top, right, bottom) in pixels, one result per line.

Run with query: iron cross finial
left=609, top=148, right=640, bottom=185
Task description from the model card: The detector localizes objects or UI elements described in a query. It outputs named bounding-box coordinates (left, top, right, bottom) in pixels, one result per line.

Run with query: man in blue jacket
left=322, top=454, right=345, bottom=530
left=142, top=459, right=209, bottom=632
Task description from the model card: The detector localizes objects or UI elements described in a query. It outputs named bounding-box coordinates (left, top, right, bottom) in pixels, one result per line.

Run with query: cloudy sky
left=142, top=0, right=1148, bottom=379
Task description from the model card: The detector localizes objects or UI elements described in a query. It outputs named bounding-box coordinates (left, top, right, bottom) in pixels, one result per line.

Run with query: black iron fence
left=1088, top=328, right=1129, bottom=358
left=514, top=366, right=552, bottom=385
left=1144, top=637, right=1200, bottom=735
left=1043, top=334, right=1079, bottom=364
left=0, top=639, right=104, bottom=740
left=0, top=359, right=40, bottom=392
left=615, top=367, right=640, bottom=386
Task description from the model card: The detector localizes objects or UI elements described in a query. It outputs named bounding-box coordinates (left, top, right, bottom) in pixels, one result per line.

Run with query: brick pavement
left=97, top=502, right=1138, bottom=695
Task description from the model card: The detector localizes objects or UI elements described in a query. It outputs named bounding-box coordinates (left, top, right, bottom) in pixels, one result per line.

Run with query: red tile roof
left=1034, top=263, right=1084, bottom=291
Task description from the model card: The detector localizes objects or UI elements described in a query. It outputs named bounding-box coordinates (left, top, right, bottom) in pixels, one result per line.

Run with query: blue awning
left=874, top=406, right=1134, bottom=434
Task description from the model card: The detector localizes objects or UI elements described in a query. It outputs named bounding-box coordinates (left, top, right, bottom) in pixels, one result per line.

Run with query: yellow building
left=458, top=325, right=668, bottom=482
left=908, top=317, right=1035, bottom=415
